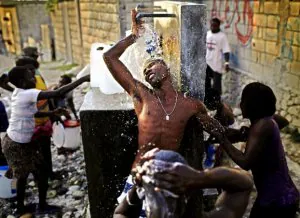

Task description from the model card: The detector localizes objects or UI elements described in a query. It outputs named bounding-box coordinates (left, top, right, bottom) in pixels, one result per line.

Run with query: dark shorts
left=2, top=134, right=46, bottom=178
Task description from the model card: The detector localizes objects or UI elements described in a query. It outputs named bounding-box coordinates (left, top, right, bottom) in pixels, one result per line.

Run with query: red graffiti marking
left=211, top=0, right=253, bottom=46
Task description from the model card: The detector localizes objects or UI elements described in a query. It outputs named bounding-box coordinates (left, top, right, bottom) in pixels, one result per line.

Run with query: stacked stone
left=66, top=1, right=81, bottom=64
left=80, top=0, right=121, bottom=64
left=51, top=4, right=66, bottom=61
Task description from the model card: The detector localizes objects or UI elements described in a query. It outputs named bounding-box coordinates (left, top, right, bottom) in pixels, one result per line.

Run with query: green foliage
left=46, top=0, right=59, bottom=12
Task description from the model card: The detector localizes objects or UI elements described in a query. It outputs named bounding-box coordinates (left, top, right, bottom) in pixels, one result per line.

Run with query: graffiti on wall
left=279, top=19, right=300, bottom=61
left=211, top=0, right=253, bottom=46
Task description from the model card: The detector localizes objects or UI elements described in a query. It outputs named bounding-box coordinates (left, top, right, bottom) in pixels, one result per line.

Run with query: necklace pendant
left=166, top=115, right=170, bottom=121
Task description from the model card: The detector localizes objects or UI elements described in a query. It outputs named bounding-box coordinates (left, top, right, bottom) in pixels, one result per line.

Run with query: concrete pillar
left=80, top=89, right=138, bottom=218
left=154, top=1, right=207, bottom=100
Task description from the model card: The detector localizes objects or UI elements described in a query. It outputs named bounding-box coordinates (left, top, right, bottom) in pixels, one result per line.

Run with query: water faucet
left=135, top=4, right=176, bottom=22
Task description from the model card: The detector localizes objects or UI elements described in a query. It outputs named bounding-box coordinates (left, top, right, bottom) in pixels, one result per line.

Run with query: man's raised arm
left=103, top=10, right=141, bottom=96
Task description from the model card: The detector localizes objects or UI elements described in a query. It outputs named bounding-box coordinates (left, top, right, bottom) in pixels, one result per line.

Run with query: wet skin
left=103, top=34, right=224, bottom=169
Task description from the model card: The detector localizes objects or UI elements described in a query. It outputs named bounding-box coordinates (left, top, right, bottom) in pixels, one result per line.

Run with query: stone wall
left=51, top=0, right=204, bottom=65
left=202, top=0, right=300, bottom=132
left=80, top=0, right=121, bottom=64
left=51, top=3, right=66, bottom=61
left=67, top=1, right=81, bottom=64
left=51, top=0, right=121, bottom=64
left=16, top=3, right=51, bottom=47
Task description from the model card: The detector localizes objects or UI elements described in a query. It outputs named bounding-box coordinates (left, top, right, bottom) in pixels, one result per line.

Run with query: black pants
left=36, top=136, right=53, bottom=175
left=250, top=201, right=299, bottom=218
left=0, top=138, right=8, bottom=165
left=205, top=65, right=222, bottom=94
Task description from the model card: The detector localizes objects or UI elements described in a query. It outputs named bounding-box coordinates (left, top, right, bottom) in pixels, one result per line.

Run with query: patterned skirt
left=2, top=135, right=44, bottom=178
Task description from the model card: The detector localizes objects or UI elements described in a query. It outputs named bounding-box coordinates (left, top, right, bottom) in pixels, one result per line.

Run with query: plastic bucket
left=52, top=120, right=81, bottom=150
left=0, top=165, right=17, bottom=198
left=63, top=120, right=81, bottom=150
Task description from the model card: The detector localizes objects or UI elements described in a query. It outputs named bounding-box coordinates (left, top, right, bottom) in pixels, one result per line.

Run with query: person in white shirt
left=205, top=18, right=231, bottom=95
left=1, top=66, right=89, bottom=216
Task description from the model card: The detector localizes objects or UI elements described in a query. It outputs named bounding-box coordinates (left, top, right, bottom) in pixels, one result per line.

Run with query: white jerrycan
left=90, top=43, right=124, bottom=94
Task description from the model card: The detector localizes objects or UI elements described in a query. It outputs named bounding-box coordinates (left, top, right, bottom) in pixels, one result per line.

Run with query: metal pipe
left=136, top=13, right=176, bottom=21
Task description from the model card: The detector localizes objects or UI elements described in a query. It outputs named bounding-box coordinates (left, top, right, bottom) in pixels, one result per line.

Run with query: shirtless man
left=103, top=9, right=224, bottom=170
left=104, top=9, right=225, bottom=217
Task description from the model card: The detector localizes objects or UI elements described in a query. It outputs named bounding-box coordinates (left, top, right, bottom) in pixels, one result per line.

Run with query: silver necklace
left=156, top=90, right=178, bottom=121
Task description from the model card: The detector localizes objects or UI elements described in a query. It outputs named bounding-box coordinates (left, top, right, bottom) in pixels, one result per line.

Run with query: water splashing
left=120, top=23, right=164, bottom=85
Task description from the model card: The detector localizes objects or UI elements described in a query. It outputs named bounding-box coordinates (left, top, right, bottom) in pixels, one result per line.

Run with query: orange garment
left=35, top=75, right=50, bottom=126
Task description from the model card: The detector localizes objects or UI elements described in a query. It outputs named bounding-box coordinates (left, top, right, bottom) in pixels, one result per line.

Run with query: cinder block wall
left=80, top=0, right=121, bottom=64
left=202, top=0, right=300, bottom=131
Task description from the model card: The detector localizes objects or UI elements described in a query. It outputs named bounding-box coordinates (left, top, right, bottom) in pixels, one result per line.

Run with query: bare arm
left=152, top=162, right=252, bottom=218
left=152, top=161, right=252, bottom=193
left=0, top=74, right=14, bottom=92
left=224, top=127, right=248, bottom=143
left=195, top=101, right=225, bottom=138
left=37, top=75, right=89, bottom=100
left=220, top=119, right=273, bottom=170
left=113, top=186, right=142, bottom=218
left=103, top=9, right=144, bottom=97
left=273, top=114, right=289, bottom=130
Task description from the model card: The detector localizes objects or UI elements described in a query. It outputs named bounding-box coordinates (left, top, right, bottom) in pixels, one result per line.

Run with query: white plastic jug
left=90, top=43, right=124, bottom=94
left=0, top=165, right=17, bottom=199
left=52, top=120, right=81, bottom=150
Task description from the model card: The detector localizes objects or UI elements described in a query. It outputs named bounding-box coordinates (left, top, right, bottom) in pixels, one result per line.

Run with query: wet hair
left=241, top=82, right=276, bottom=119
left=15, top=56, right=39, bottom=69
left=60, top=75, right=72, bottom=84
left=154, top=150, right=187, bottom=165
left=143, top=57, right=168, bottom=72
left=211, top=17, right=221, bottom=25
left=8, top=66, right=29, bottom=87
left=204, top=88, right=221, bottom=110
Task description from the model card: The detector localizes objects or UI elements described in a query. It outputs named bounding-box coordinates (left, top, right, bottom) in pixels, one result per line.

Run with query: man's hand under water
left=148, top=160, right=200, bottom=195
left=131, top=9, right=145, bottom=37
left=132, top=148, right=160, bottom=186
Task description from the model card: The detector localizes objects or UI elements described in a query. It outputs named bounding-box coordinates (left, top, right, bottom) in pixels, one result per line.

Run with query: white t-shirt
left=206, top=30, right=230, bottom=73
left=7, top=88, right=41, bottom=143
